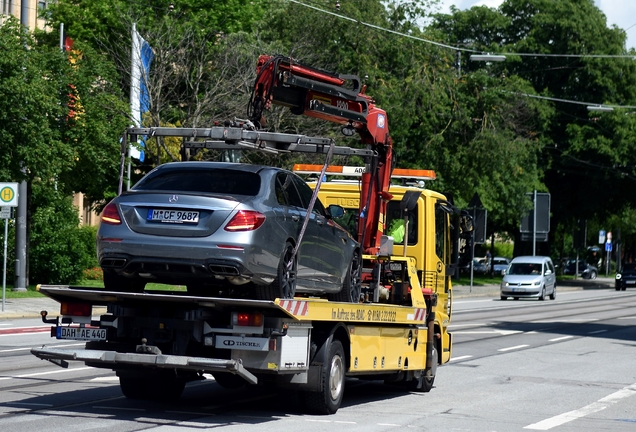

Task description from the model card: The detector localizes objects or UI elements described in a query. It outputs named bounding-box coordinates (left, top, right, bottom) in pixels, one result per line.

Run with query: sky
left=435, top=0, right=636, bottom=50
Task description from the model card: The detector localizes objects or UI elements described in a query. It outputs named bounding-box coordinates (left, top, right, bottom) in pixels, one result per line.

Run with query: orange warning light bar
left=292, top=164, right=436, bottom=181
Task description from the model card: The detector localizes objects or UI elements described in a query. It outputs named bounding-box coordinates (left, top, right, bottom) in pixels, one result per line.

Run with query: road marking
left=587, top=329, right=607, bottom=335
left=530, top=319, right=599, bottom=323
left=617, top=317, right=636, bottom=320
left=0, top=366, right=92, bottom=381
left=549, top=336, right=573, bottom=342
left=498, top=345, right=529, bottom=352
left=524, top=383, right=636, bottom=430
left=448, top=323, right=490, bottom=328
left=0, top=342, right=83, bottom=354
left=449, top=355, right=473, bottom=362
left=93, top=406, right=145, bottom=412
left=90, top=376, right=119, bottom=382
left=453, top=330, right=523, bottom=336
left=8, top=402, right=54, bottom=407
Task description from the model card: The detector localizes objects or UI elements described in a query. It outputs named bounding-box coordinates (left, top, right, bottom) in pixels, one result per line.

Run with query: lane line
left=0, top=366, right=92, bottom=381
left=453, top=330, right=523, bottom=336
left=549, top=336, right=573, bottom=342
left=449, top=355, right=473, bottom=362
left=498, top=345, right=529, bottom=352
left=530, top=319, right=599, bottom=323
left=0, top=342, right=83, bottom=353
left=524, top=383, right=636, bottom=430
left=587, top=329, right=607, bottom=335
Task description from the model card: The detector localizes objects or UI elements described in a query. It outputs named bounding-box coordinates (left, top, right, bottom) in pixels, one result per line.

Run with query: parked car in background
left=97, top=162, right=361, bottom=302
left=459, top=258, right=488, bottom=275
left=563, top=259, right=598, bottom=279
left=500, top=256, right=556, bottom=301
left=615, top=262, right=636, bottom=291
left=492, top=257, right=510, bottom=275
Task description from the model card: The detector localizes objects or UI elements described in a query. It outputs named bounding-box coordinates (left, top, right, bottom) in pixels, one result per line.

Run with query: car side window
left=292, top=175, right=326, bottom=216
left=276, top=173, right=304, bottom=208
left=546, top=260, right=555, bottom=275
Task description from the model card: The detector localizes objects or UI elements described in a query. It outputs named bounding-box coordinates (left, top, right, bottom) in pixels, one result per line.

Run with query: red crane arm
left=249, top=55, right=394, bottom=255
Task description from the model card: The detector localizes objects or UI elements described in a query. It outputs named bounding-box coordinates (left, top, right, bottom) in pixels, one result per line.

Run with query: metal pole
left=532, top=190, right=537, bottom=256
left=14, top=0, right=30, bottom=293
left=2, top=217, right=7, bottom=311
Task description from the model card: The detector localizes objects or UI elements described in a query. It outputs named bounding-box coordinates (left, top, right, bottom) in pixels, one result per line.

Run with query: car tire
left=539, top=286, right=546, bottom=301
left=500, top=296, right=507, bottom=301
left=103, top=269, right=145, bottom=293
left=328, top=251, right=361, bottom=303
left=256, top=241, right=297, bottom=300
left=588, top=270, right=597, bottom=280
left=549, top=285, right=556, bottom=300
left=300, top=339, right=345, bottom=415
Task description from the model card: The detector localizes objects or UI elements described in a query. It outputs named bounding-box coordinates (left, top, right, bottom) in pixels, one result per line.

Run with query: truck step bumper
left=30, top=347, right=258, bottom=385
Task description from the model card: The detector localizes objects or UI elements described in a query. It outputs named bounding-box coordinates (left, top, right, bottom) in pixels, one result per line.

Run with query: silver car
left=500, top=256, right=556, bottom=300
left=97, top=162, right=361, bottom=302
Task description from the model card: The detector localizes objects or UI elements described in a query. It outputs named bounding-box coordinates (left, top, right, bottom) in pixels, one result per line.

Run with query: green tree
left=432, top=0, right=636, bottom=255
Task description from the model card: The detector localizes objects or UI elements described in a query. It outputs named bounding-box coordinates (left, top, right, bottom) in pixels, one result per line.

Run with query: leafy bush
left=29, top=184, right=98, bottom=285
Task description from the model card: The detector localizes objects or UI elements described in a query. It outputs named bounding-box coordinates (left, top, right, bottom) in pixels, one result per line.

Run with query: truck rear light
left=232, top=312, right=263, bottom=327
left=224, top=210, right=265, bottom=232
left=61, top=302, right=92, bottom=317
left=101, top=202, right=122, bottom=225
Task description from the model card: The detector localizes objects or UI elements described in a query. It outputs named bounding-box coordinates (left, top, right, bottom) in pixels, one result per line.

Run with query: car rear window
left=134, top=168, right=261, bottom=196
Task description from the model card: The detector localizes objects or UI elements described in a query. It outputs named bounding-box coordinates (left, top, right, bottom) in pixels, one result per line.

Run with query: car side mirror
left=326, top=204, right=345, bottom=219
left=545, top=269, right=552, bottom=275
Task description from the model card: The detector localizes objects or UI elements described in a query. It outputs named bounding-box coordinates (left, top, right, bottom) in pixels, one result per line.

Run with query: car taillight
left=101, top=201, right=122, bottom=225
left=224, top=210, right=265, bottom=231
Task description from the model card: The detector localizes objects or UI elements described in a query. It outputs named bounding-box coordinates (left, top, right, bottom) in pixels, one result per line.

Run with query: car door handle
left=292, top=215, right=300, bottom=222
left=317, top=218, right=324, bottom=226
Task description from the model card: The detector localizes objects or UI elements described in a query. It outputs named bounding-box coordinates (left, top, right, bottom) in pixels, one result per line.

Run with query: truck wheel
left=212, top=372, right=246, bottom=389
left=328, top=251, right=361, bottom=303
left=301, top=339, right=345, bottom=414
left=119, top=373, right=185, bottom=401
left=407, top=346, right=436, bottom=392
left=119, top=376, right=149, bottom=399
left=103, top=270, right=145, bottom=293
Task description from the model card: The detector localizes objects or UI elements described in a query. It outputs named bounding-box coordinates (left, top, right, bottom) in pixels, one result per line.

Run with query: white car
left=500, top=256, right=556, bottom=301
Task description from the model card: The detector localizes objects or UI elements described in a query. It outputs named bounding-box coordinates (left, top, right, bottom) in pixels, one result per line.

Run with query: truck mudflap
left=30, top=347, right=258, bottom=385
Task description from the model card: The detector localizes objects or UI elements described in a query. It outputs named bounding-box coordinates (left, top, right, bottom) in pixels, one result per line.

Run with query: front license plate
left=627, top=280, right=636, bottom=285
left=56, top=327, right=106, bottom=341
left=147, top=208, right=200, bottom=224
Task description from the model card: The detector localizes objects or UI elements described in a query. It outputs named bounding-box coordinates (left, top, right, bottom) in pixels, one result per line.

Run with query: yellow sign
left=0, top=183, right=18, bottom=207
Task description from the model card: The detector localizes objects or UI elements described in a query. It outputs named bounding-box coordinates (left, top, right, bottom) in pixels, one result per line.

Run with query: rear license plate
left=627, top=280, right=636, bottom=285
left=147, top=209, right=200, bottom=224
left=56, top=327, right=106, bottom=341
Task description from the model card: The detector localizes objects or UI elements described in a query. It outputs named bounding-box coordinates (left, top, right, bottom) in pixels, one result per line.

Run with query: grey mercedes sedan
left=97, top=162, right=361, bottom=302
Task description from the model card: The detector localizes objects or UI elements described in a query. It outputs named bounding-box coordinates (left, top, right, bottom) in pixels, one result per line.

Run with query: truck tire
left=256, top=242, right=297, bottom=300
left=407, top=345, right=436, bottom=392
left=212, top=372, right=246, bottom=389
left=301, top=339, right=345, bottom=414
left=328, top=251, right=361, bottom=303
left=103, top=270, right=145, bottom=293
left=119, top=373, right=185, bottom=401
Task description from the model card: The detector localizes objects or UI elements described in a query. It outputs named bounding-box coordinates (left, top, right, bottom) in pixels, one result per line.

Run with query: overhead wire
left=289, top=0, right=636, bottom=110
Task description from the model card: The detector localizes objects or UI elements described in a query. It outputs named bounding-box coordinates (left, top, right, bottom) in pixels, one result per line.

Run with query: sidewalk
left=0, top=276, right=616, bottom=320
